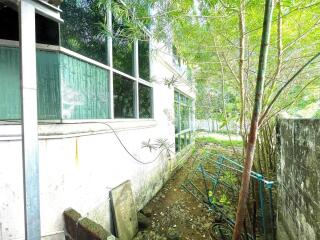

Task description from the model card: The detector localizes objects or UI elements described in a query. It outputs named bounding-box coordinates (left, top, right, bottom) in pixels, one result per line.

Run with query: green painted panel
left=60, top=53, right=109, bottom=119
left=36, top=50, right=61, bottom=120
left=0, top=47, right=61, bottom=120
left=0, top=47, right=109, bottom=120
left=0, top=47, right=21, bottom=120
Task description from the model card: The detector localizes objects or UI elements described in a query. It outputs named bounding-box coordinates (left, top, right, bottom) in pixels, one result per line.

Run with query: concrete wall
left=277, top=119, right=320, bottom=240
left=0, top=40, right=195, bottom=240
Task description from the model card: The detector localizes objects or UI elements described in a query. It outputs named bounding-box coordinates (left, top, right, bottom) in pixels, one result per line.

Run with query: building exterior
left=0, top=0, right=195, bottom=239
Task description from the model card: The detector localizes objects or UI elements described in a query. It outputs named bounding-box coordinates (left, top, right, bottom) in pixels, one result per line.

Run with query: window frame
left=174, top=90, right=194, bottom=152
left=109, top=6, right=153, bottom=119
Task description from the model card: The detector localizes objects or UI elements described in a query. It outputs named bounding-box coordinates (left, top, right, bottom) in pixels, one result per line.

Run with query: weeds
left=196, top=137, right=243, bottom=148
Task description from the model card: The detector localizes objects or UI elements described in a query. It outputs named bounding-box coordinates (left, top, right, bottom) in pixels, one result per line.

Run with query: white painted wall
left=0, top=38, right=195, bottom=240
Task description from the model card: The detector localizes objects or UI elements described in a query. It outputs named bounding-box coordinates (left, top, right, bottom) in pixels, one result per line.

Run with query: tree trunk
left=239, top=0, right=246, bottom=140
left=232, top=0, right=274, bottom=239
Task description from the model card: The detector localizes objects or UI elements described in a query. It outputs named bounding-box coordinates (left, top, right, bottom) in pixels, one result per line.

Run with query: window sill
left=0, top=119, right=157, bottom=141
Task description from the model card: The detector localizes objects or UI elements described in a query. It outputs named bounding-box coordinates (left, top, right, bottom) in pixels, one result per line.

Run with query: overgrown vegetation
left=105, top=0, right=320, bottom=170
left=92, top=0, right=320, bottom=239
left=196, top=136, right=243, bottom=148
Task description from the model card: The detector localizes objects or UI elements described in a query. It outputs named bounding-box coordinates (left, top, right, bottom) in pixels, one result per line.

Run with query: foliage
left=96, top=0, right=320, bottom=164
left=196, top=136, right=243, bottom=147
left=60, top=0, right=109, bottom=63
left=92, top=0, right=320, bottom=123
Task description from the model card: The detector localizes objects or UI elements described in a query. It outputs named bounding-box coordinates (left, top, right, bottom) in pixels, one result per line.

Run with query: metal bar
left=199, top=165, right=210, bottom=203
left=213, top=160, right=269, bottom=183
left=217, top=155, right=263, bottom=179
left=188, top=180, right=204, bottom=195
left=258, top=180, right=267, bottom=239
left=107, top=0, right=114, bottom=119
left=134, top=40, right=139, bottom=118
left=199, top=170, right=237, bottom=192
left=178, top=92, right=181, bottom=152
left=214, top=161, right=261, bottom=180
left=181, top=183, right=203, bottom=202
left=19, top=0, right=41, bottom=239
left=268, top=188, right=275, bottom=240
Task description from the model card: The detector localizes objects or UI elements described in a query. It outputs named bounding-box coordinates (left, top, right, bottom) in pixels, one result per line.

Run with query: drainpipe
left=19, top=0, right=41, bottom=239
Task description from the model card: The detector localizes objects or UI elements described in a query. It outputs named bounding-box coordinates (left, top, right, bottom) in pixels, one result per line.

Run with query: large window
left=175, top=91, right=193, bottom=152
left=0, top=1, right=153, bottom=121
left=111, top=16, right=152, bottom=119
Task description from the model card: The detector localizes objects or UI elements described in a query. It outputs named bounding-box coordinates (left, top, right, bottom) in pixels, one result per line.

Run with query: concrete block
left=77, top=217, right=115, bottom=240
left=63, top=208, right=115, bottom=240
left=63, top=208, right=81, bottom=239
left=110, top=180, right=138, bottom=240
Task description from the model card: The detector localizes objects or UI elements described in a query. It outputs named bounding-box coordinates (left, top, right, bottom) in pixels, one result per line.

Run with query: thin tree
left=232, top=0, right=274, bottom=239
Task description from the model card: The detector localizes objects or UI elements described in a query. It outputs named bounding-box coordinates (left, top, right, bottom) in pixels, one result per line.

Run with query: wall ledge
left=0, top=120, right=157, bottom=141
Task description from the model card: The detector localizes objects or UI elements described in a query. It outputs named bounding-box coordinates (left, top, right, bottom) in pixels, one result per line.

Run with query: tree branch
left=259, top=52, right=320, bottom=126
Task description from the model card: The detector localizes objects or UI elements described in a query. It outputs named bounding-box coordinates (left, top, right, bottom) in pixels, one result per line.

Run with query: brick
left=77, top=217, right=115, bottom=240
left=63, top=208, right=81, bottom=239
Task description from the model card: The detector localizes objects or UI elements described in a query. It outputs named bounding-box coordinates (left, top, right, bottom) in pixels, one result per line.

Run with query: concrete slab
left=110, top=180, right=138, bottom=240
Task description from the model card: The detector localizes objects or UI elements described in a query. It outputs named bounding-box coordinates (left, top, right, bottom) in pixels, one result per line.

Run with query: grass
left=196, top=136, right=243, bottom=148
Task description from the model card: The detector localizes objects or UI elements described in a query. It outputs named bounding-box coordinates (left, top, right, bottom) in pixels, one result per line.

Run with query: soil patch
left=134, top=142, right=241, bottom=240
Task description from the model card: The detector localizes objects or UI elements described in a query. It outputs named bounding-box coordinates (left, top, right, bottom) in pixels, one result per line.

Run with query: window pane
left=174, top=91, right=193, bottom=152
left=181, top=95, right=187, bottom=105
left=0, top=46, right=20, bottom=120
left=138, top=40, right=150, bottom=80
left=139, top=84, right=152, bottom=118
left=60, top=54, right=109, bottom=119
left=181, top=105, right=190, bottom=131
left=37, top=50, right=61, bottom=120
left=114, top=74, right=135, bottom=118
left=60, top=0, right=108, bottom=64
left=174, top=101, right=179, bottom=133
left=113, top=18, right=134, bottom=76
left=181, top=105, right=185, bottom=130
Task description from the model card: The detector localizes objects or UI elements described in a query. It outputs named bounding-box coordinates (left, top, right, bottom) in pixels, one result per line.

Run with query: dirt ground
left=134, top=141, right=241, bottom=240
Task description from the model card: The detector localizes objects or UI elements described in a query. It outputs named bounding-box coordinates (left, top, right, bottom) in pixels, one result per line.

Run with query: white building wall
left=0, top=39, right=195, bottom=239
